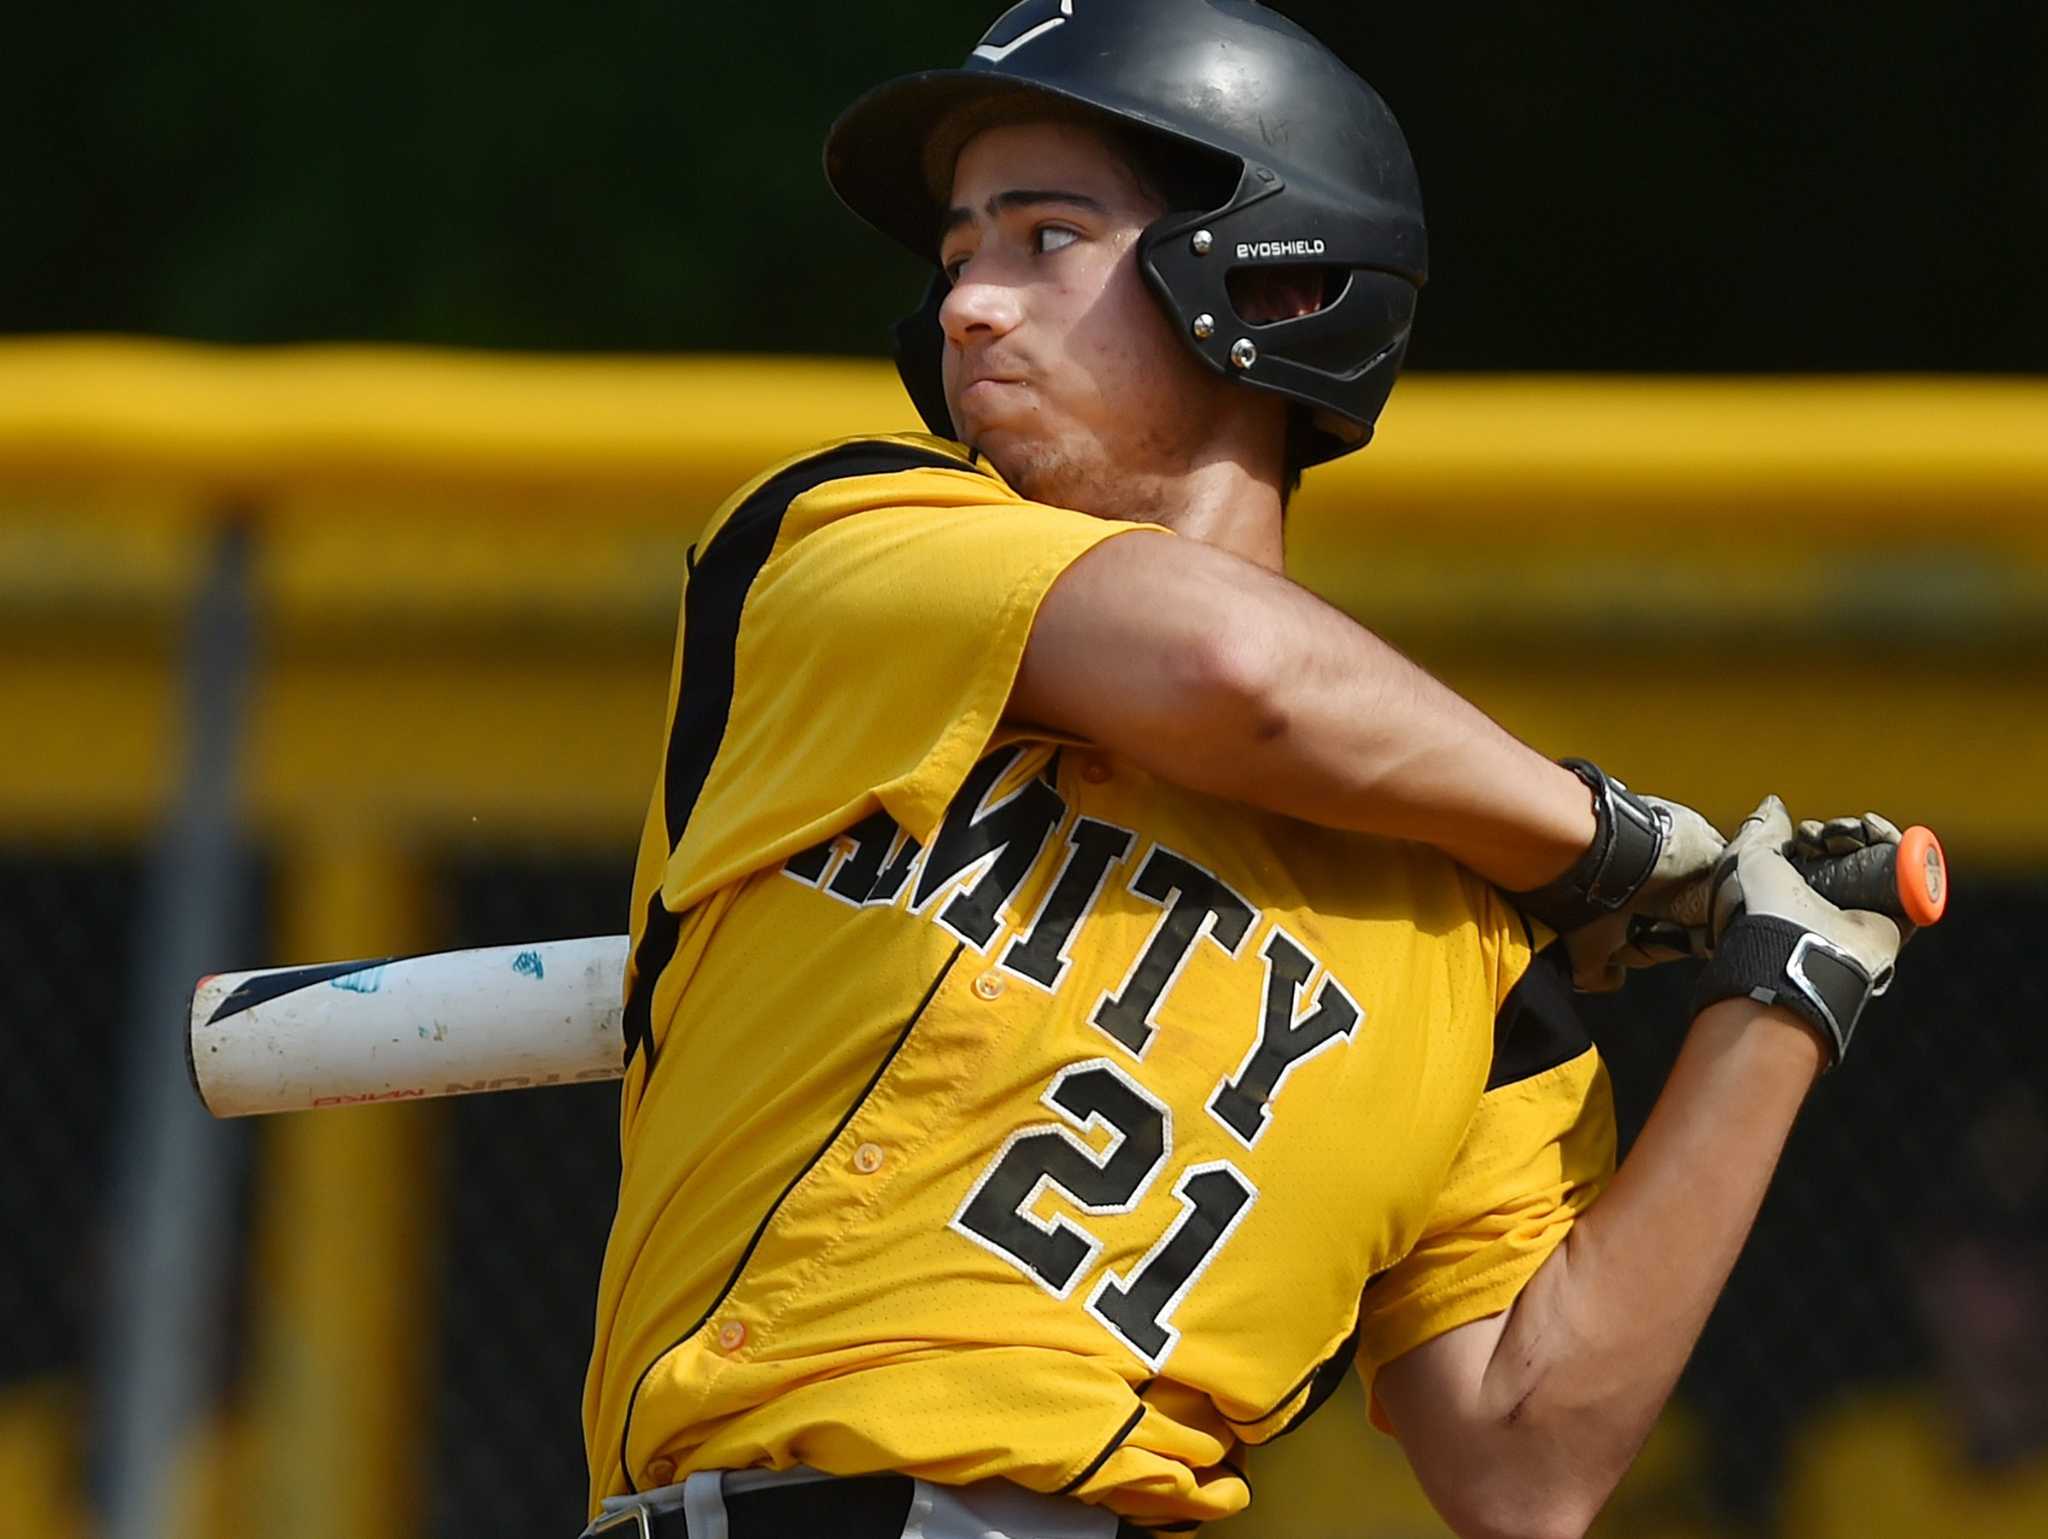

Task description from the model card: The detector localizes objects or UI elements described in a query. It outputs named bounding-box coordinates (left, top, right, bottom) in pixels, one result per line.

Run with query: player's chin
left=969, top=429, right=1054, bottom=493
left=983, top=439, right=1109, bottom=512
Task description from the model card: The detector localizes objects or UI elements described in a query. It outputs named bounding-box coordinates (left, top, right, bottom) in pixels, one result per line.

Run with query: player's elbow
left=1180, top=626, right=1292, bottom=748
left=1421, top=1429, right=1613, bottom=1539
left=1441, top=1488, right=1603, bottom=1539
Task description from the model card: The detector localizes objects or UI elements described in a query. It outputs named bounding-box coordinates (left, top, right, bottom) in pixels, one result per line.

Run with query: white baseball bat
left=188, top=935, right=630, bottom=1117
left=191, top=836, right=1946, bottom=1118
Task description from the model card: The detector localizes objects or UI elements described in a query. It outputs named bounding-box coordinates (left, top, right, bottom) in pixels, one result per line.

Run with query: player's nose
left=939, top=268, right=1022, bottom=345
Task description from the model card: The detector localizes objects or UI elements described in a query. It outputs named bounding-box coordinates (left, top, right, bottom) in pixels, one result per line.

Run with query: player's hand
left=1557, top=793, right=1726, bottom=992
left=1691, top=795, right=1904, bottom=1064
left=1791, top=810, right=1905, bottom=862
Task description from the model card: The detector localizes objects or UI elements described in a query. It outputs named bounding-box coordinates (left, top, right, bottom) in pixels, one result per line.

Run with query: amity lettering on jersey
left=581, top=437, right=1615, bottom=1530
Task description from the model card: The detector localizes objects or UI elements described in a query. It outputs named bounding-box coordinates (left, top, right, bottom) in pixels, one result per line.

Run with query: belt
left=584, top=1471, right=1161, bottom=1538
left=589, top=1472, right=915, bottom=1537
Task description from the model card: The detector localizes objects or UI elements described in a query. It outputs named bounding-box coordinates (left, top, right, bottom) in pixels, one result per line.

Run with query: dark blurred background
left=2, top=5, right=2044, bottom=1539
left=5, top=0, right=2045, bottom=368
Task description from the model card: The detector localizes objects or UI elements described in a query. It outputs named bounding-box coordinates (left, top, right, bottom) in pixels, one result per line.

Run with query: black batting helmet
left=824, top=0, right=1427, bottom=467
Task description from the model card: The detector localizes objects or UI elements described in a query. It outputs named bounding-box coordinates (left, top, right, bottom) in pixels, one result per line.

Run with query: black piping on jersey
left=1220, top=1315, right=1366, bottom=1440
left=615, top=940, right=966, bottom=1496
left=1486, top=938, right=1593, bottom=1092
left=1056, top=1400, right=1149, bottom=1497
left=620, top=440, right=975, bottom=1072
left=1107, top=1453, right=1238, bottom=1535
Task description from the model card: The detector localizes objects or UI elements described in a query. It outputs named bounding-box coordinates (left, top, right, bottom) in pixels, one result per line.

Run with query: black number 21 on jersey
left=951, top=1058, right=1256, bottom=1372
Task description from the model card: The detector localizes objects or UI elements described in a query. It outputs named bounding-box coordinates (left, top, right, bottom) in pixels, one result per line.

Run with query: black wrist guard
left=1507, top=759, right=1669, bottom=933
left=1690, top=914, right=1877, bottom=1065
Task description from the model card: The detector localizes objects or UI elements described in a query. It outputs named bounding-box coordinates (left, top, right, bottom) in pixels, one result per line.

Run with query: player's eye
left=1034, top=225, right=1080, bottom=256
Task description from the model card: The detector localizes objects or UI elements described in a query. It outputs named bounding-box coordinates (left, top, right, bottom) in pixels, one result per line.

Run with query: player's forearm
left=1012, top=532, right=1596, bottom=888
left=1428, top=1000, right=1824, bottom=1538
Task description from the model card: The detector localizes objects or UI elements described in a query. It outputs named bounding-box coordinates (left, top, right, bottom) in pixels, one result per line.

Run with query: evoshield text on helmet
left=824, top=0, right=1428, bottom=467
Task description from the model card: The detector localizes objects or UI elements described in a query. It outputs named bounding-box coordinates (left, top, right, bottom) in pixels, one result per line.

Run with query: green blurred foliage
left=4, top=0, right=2044, bottom=368
left=4, top=0, right=948, bottom=352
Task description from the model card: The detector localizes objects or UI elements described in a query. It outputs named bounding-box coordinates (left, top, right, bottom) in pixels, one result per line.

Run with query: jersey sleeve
left=1354, top=936, right=1617, bottom=1409
left=659, top=435, right=1155, bottom=909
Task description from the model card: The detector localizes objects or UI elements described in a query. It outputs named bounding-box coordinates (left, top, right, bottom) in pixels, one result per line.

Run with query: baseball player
left=578, top=4, right=1908, bottom=1535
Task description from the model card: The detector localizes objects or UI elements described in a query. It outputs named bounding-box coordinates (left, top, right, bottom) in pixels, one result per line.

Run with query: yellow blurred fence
left=1, top=338, right=2043, bottom=1539
left=5, top=338, right=2044, bottom=853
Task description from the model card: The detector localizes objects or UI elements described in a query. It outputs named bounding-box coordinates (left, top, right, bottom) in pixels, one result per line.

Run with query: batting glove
left=1691, top=795, right=1903, bottom=1065
left=1792, top=811, right=1907, bottom=863
left=1507, top=759, right=1727, bottom=992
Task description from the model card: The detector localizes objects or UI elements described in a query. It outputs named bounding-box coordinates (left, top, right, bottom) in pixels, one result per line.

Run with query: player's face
left=937, top=121, right=1249, bottom=517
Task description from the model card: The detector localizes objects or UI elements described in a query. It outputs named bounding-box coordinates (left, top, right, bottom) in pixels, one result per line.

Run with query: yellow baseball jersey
left=582, top=432, right=1615, bottom=1530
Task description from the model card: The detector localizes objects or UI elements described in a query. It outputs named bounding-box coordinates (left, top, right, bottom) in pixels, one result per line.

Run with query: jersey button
left=1082, top=757, right=1112, bottom=784
left=716, top=1320, right=748, bottom=1353
left=644, top=1457, right=676, bottom=1485
left=853, top=1141, right=886, bottom=1174
left=972, top=971, right=1006, bottom=1001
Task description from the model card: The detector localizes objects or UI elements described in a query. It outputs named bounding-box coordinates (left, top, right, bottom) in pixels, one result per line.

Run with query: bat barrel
left=188, top=936, right=631, bottom=1117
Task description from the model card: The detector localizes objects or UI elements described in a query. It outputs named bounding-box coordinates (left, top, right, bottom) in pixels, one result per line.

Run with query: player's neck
left=1141, top=457, right=1287, bottom=572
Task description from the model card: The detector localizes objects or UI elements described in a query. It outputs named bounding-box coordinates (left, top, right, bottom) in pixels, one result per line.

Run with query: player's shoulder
left=1383, top=837, right=1549, bottom=972
left=696, top=431, right=1009, bottom=551
left=1390, top=843, right=1589, bottom=1091
left=1311, top=833, right=1566, bottom=1038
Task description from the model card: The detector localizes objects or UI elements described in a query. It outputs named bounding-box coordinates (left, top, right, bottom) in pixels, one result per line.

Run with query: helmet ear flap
left=891, top=273, right=956, bottom=440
